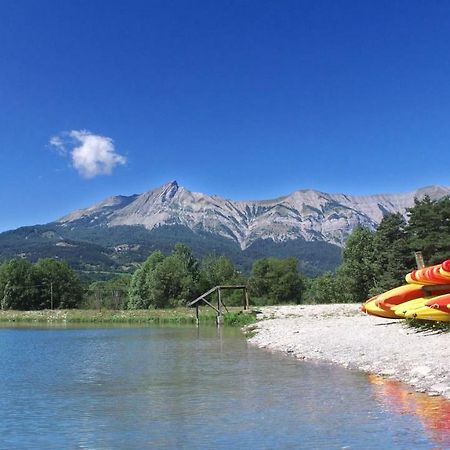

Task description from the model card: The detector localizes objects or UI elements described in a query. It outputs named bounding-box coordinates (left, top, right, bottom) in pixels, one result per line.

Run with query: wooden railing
left=188, top=285, right=250, bottom=325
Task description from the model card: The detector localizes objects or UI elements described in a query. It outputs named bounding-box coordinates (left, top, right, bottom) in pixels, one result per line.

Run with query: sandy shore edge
left=247, top=304, right=450, bottom=399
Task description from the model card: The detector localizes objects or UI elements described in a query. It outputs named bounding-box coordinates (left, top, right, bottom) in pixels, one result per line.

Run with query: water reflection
left=0, top=325, right=445, bottom=449
left=369, top=374, right=450, bottom=448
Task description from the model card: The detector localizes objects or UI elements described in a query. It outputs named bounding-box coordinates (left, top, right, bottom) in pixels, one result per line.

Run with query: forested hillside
left=0, top=224, right=342, bottom=278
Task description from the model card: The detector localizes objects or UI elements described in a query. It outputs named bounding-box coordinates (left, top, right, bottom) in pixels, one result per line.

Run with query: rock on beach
left=248, top=304, right=450, bottom=399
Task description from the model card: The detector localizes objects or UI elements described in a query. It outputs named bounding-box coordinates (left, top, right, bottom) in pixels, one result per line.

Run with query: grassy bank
left=0, top=308, right=257, bottom=326
left=406, top=318, right=450, bottom=332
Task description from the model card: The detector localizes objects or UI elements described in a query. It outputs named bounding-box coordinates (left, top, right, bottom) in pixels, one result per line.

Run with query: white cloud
left=49, top=135, right=67, bottom=155
left=49, top=130, right=127, bottom=178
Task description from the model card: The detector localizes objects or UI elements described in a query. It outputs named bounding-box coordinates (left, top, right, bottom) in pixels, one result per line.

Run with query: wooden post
left=216, top=315, right=224, bottom=326
left=195, top=304, right=199, bottom=326
left=244, top=288, right=250, bottom=310
left=415, top=251, right=425, bottom=269
left=216, top=288, right=223, bottom=326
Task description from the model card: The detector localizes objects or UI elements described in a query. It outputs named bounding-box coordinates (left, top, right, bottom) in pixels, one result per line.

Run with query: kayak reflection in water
left=368, top=374, right=450, bottom=448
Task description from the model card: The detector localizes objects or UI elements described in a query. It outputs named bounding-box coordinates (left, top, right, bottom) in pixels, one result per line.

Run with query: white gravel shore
left=248, top=304, right=450, bottom=399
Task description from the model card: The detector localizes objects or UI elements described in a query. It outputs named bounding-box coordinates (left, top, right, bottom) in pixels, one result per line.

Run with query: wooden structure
left=414, top=251, right=425, bottom=269
left=188, top=285, right=250, bottom=326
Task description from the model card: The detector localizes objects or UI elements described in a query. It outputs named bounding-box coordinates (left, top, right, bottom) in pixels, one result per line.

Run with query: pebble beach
left=248, top=304, right=450, bottom=399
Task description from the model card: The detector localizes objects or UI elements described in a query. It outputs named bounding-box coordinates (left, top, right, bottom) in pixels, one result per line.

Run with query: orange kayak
left=376, top=284, right=428, bottom=311
left=424, top=293, right=450, bottom=314
left=362, top=295, right=402, bottom=319
left=376, top=284, right=450, bottom=311
left=406, top=262, right=450, bottom=285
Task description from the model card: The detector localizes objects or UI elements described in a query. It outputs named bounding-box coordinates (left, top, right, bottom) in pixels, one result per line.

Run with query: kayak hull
left=406, top=306, right=450, bottom=321
left=363, top=296, right=403, bottom=319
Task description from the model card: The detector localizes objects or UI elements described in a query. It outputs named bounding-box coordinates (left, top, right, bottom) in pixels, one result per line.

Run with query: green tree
left=199, top=255, right=239, bottom=289
left=0, top=258, right=82, bottom=310
left=249, top=257, right=304, bottom=304
left=173, top=243, right=200, bottom=280
left=437, top=197, right=450, bottom=261
left=338, top=226, right=375, bottom=302
left=303, top=272, right=351, bottom=304
left=128, top=250, right=165, bottom=309
left=199, top=255, right=246, bottom=306
left=0, top=259, right=39, bottom=310
left=406, top=196, right=450, bottom=264
left=85, top=275, right=131, bottom=309
left=148, top=255, right=196, bottom=307
left=34, top=258, right=83, bottom=309
left=370, top=214, right=414, bottom=295
left=127, top=244, right=201, bottom=309
left=406, top=196, right=440, bottom=263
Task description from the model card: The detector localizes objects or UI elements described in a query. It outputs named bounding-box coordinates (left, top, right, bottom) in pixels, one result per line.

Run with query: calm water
left=0, top=324, right=449, bottom=450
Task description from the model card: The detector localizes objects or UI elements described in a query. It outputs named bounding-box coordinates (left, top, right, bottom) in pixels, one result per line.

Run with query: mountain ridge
left=57, top=181, right=450, bottom=249
left=1, top=182, right=449, bottom=278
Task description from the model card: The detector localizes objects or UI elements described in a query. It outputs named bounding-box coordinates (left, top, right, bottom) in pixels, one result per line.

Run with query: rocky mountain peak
left=159, top=180, right=179, bottom=201
left=57, top=182, right=450, bottom=249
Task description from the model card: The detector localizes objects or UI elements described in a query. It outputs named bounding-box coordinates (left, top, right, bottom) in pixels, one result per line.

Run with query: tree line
left=0, top=258, right=83, bottom=310
left=123, top=243, right=305, bottom=308
left=0, top=244, right=305, bottom=310
left=1, top=195, right=448, bottom=310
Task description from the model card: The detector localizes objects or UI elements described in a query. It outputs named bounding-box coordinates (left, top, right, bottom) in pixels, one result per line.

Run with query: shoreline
left=247, top=304, right=450, bottom=399
left=0, top=307, right=255, bottom=326
left=0, top=308, right=210, bottom=324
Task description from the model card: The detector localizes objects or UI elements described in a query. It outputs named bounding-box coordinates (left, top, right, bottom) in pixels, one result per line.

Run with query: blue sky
left=1, top=0, right=450, bottom=231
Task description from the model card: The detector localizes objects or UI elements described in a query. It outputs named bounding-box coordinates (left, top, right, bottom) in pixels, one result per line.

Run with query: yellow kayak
left=391, top=298, right=429, bottom=318
left=407, top=294, right=450, bottom=321
left=405, top=305, right=450, bottom=321
left=363, top=296, right=402, bottom=319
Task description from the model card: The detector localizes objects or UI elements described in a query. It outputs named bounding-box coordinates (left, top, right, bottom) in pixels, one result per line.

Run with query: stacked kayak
left=362, top=260, right=450, bottom=321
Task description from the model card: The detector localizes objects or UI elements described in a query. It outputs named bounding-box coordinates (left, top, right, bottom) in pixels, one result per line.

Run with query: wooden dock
left=188, top=285, right=250, bottom=325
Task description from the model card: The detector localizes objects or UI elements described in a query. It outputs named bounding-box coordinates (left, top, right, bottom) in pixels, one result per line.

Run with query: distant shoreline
left=247, top=304, right=450, bottom=399
left=0, top=308, right=215, bottom=325
left=0, top=307, right=255, bottom=326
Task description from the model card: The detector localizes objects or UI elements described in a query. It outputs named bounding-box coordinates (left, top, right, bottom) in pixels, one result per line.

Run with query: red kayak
left=377, top=284, right=450, bottom=311
left=424, top=293, right=450, bottom=314
left=407, top=262, right=450, bottom=285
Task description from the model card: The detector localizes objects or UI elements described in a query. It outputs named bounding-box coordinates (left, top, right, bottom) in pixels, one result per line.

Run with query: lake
left=0, top=324, right=449, bottom=449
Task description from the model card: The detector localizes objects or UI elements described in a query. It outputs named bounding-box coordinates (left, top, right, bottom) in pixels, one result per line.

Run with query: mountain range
left=1, top=182, right=449, bottom=278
